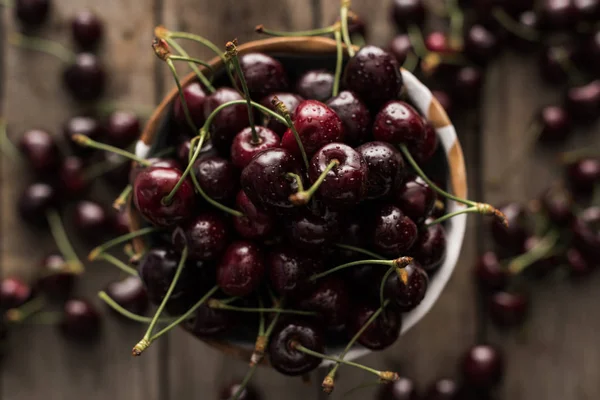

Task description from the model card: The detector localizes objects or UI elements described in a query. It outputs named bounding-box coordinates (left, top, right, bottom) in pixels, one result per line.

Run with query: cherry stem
left=46, top=210, right=84, bottom=274
left=323, top=299, right=394, bottom=393
left=72, top=134, right=151, bottom=166
left=447, top=0, right=464, bottom=50
left=231, top=364, right=259, bottom=400
left=162, top=132, right=206, bottom=205
left=492, top=8, right=540, bottom=42
left=272, top=96, right=310, bottom=169
left=20, top=311, right=63, bottom=325
left=508, top=230, right=560, bottom=275
left=290, top=160, right=339, bottom=206
left=340, top=0, right=356, bottom=57
left=379, top=266, right=396, bottom=311
left=399, top=144, right=508, bottom=227
left=255, top=24, right=337, bottom=37
left=334, top=244, right=385, bottom=260
left=89, top=226, right=160, bottom=260
left=425, top=206, right=481, bottom=226
left=169, top=55, right=215, bottom=81
left=113, top=185, right=133, bottom=211
left=96, top=253, right=139, bottom=276
left=84, top=156, right=128, bottom=181
left=286, top=173, right=305, bottom=193
left=5, top=296, right=46, bottom=323
left=226, top=41, right=259, bottom=144
left=257, top=296, right=266, bottom=336
left=0, top=118, right=22, bottom=162
left=333, top=26, right=343, bottom=97
left=98, top=291, right=176, bottom=323
left=407, top=24, right=428, bottom=58
left=207, top=299, right=317, bottom=316
left=552, top=47, right=587, bottom=86
left=9, top=32, right=75, bottom=64
left=167, top=59, right=199, bottom=135
left=251, top=297, right=286, bottom=366
left=311, top=257, right=413, bottom=281
left=166, top=39, right=216, bottom=93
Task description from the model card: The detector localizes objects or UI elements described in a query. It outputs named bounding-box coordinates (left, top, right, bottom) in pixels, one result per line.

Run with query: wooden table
left=1, top=0, right=599, bottom=399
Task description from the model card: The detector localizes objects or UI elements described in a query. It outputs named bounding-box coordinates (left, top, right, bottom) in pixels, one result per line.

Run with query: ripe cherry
left=424, top=31, right=450, bottom=53
left=538, top=0, right=576, bottom=29
left=388, top=34, right=413, bottom=65
left=357, top=141, right=405, bottom=200
left=453, top=66, right=483, bottom=104
left=391, top=0, right=426, bottom=29
left=111, top=208, right=130, bottom=236
left=172, top=212, right=229, bottom=261
left=394, top=176, right=435, bottom=224
left=384, top=261, right=428, bottom=311
left=37, top=253, right=76, bottom=300
left=232, top=190, right=274, bottom=239
left=566, top=158, right=600, bottom=195
left=298, top=277, right=349, bottom=332
left=177, top=138, right=216, bottom=165
left=62, top=53, right=106, bottom=101
left=461, top=344, right=504, bottom=390
left=193, top=156, right=238, bottom=203
left=18, top=182, right=57, bottom=226
left=571, top=206, right=600, bottom=260
left=521, top=237, right=557, bottom=278
left=105, top=276, right=148, bottom=315
left=565, top=80, right=600, bottom=122
left=71, top=10, right=103, bottom=50
left=489, top=290, right=529, bottom=328
left=59, top=298, right=101, bottom=341
left=326, top=91, right=371, bottom=146
left=539, top=105, right=571, bottom=141
left=18, top=129, right=60, bottom=175
left=0, top=278, right=32, bottom=310
left=540, top=186, right=573, bottom=225
left=268, top=246, right=323, bottom=298
left=373, top=101, right=426, bottom=148
left=343, top=46, right=403, bottom=109
left=173, top=81, right=207, bottom=129
left=237, top=53, right=289, bottom=100
left=411, top=223, right=447, bottom=273
left=377, top=377, right=420, bottom=400
left=371, top=204, right=418, bottom=257
left=63, top=115, right=104, bottom=156
left=230, top=126, right=279, bottom=168
left=424, top=378, right=460, bottom=400
left=539, top=45, right=574, bottom=85
left=269, top=320, right=324, bottom=376
left=566, top=247, right=595, bottom=276
left=105, top=111, right=140, bottom=148
left=185, top=304, right=233, bottom=337
left=284, top=204, right=341, bottom=251
left=216, top=241, right=264, bottom=297
left=490, top=202, right=530, bottom=252
left=295, top=69, right=334, bottom=102
left=58, top=156, right=89, bottom=198
left=129, top=158, right=182, bottom=184
left=203, top=87, right=249, bottom=154
left=474, top=251, right=509, bottom=291
left=574, top=0, right=600, bottom=21
left=73, top=200, right=109, bottom=241
left=14, top=0, right=50, bottom=28
left=260, top=92, right=304, bottom=136
left=464, top=24, right=499, bottom=65
left=349, top=303, right=402, bottom=350
left=509, top=11, right=539, bottom=51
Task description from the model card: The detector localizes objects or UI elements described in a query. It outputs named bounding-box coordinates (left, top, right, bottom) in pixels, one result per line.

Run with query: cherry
left=540, top=186, right=573, bottom=225
left=230, top=126, right=279, bottom=168
left=465, top=25, right=499, bottom=65
left=411, top=223, right=447, bottom=273
left=185, top=304, right=233, bottom=337
left=62, top=53, right=106, bottom=101
left=219, top=382, right=260, bottom=400
left=71, top=10, right=103, bottom=50
left=334, top=12, right=368, bottom=39
left=377, top=377, right=420, bottom=400
left=539, top=45, right=574, bottom=85
left=461, top=344, right=504, bottom=390
left=268, top=246, right=323, bottom=298
left=571, top=206, right=600, bottom=260
left=388, top=34, right=413, bottom=65
left=373, top=101, right=426, bottom=148
left=0, top=278, right=32, bottom=310
left=133, top=166, right=195, bottom=227
left=63, top=115, right=103, bottom=156
left=295, top=69, right=334, bottom=102
left=394, top=176, right=435, bottom=224
left=173, top=81, right=207, bottom=129
left=424, top=378, right=460, bottom=400
left=193, top=156, right=238, bottom=202
left=241, top=148, right=303, bottom=211
left=298, top=277, right=349, bottom=332
left=14, top=0, right=50, bottom=28
left=583, top=30, right=600, bottom=71
left=111, top=208, right=130, bottom=236
left=203, top=87, right=249, bottom=154
left=18, top=129, right=60, bottom=175
left=237, top=53, right=289, bottom=100
left=539, top=105, right=571, bottom=141
left=490, top=202, right=530, bottom=252
left=129, top=158, right=182, bottom=185
left=101, top=151, right=131, bottom=188
left=357, top=141, right=405, bottom=200
left=413, top=118, right=438, bottom=164
left=424, top=32, right=450, bottom=53
left=566, top=247, right=595, bottom=276
left=473, top=251, right=509, bottom=291
left=18, top=182, right=57, bottom=226
left=73, top=200, right=109, bottom=241
left=105, top=111, right=140, bottom=148
left=281, top=100, right=344, bottom=157
left=326, top=91, right=371, bottom=146
left=260, top=92, right=304, bottom=136
left=59, top=298, right=101, bottom=341
left=565, top=80, right=600, bottom=122
left=343, top=46, right=403, bottom=110
left=384, top=261, right=428, bottom=311
left=391, top=0, right=426, bottom=29
left=489, top=290, right=529, bottom=327
left=432, top=90, right=452, bottom=115
left=216, top=241, right=264, bottom=297
left=521, top=235, right=559, bottom=277
left=269, top=320, right=324, bottom=376
left=232, top=190, right=274, bottom=239
left=508, top=11, right=539, bottom=51
left=105, top=276, right=148, bottom=315
left=37, top=253, right=76, bottom=300
left=177, top=138, right=216, bottom=165
left=538, top=0, right=576, bottom=30
left=452, top=66, right=483, bottom=104
left=284, top=204, right=340, bottom=251
left=349, top=303, right=402, bottom=350
left=172, top=212, right=229, bottom=261
left=566, top=158, right=600, bottom=194
left=57, top=156, right=89, bottom=198
left=574, top=0, right=600, bottom=21
left=371, top=204, right=418, bottom=257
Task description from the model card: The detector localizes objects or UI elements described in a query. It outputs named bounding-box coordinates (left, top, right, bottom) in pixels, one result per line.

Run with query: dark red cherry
left=326, top=90, right=371, bottom=146
left=583, top=30, right=600, bottom=71
left=377, top=377, right=420, bottom=400
left=64, top=115, right=104, bottom=156
left=391, top=0, right=426, bottom=29
left=105, top=276, right=148, bottom=315
left=128, top=158, right=182, bottom=185
left=384, top=261, right=428, bottom=311
left=58, top=156, right=89, bottom=198
left=260, top=92, right=304, bottom=136
left=172, top=212, right=229, bottom=261
left=111, top=208, right=130, bottom=236
left=452, top=66, right=483, bottom=104
left=412, top=223, right=446, bottom=273
left=284, top=205, right=340, bottom=251
left=574, top=0, right=600, bottom=22
left=203, top=87, right=250, bottom=154
left=37, top=253, right=76, bottom=300
left=176, top=138, right=216, bottom=165
left=295, top=69, right=334, bottom=102
left=14, top=0, right=50, bottom=27
left=336, top=216, right=367, bottom=262
left=298, top=277, right=349, bottom=332
left=572, top=206, right=600, bottom=260
left=18, top=129, right=60, bottom=175
left=343, top=46, right=403, bottom=109
left=540, top=186, right=573, bottom=225
left=539, top=105, right=571, bottom=141
left=432, top=90, right=452, bottom=115
left=334, top=12, right=368, bottom=39
left=424, top=378, right=459, bottom=400
left=281, top=100, right=344, bottom=158
left=0, top=278, right=32, bottom=310
left=523, top=236, right=562, bottom=278
left=411, top=118, right=438, bottom=164
left=373, top=101, right=426, bottom=147
left=566, top=158, right=600, bottom=194
left=388, top=34, right=413, bottom=65
left=473, top=251, right=509, bottom=291
left=461, top=344, right=504, bottom=390
left=219, top=382, right=260, bottom=400
left=216, top=241, right=264, bottom=297
left=18, top=182, right=57, bottom=226
left=565, top=80, right=600, bottom=122
left=308, top=143, right=367, bottom=208
left=241, top=148, right=302, bottom=211
left=237, top=53, right=289, bottom=100
left=62, top=53, right=106, bottom=101
left=357, top=141, right=405, bottom=200
left=464, top=25, right=499, bottom=65
left=490, top=202, right=530, bottom=252
left=232, top=190, right=274, bottom=239
left=230, top=126, right=279, bottom=168
left=102, top=151, right=131, bottom=188
left=508, top=11, right=539, bottom=51
left=538, top=0, right=576, bottom=29
left=371, top=204, right=418, bottom=257
left=269, top=320, right=324, bottom=376
left=105, top=111, right=140, bottom=148
left=349, top=303, right=402, bottom=350
left=566, top=247, right=596, bottom=276
left=489, top=291, right=529, bottom=328
left=133, top=166, right=195, bottom=227
left=71, top=10, right=103, bottom=50
left=394, top=176, right=435, bottom=224
left=173, top=81, right=208, bottom=129
left=59, top=298, right=101, bottom=341
left=193, top=156, right=238, bottom=202
left=539, top=45, right=574, bottom=85
left=424, top=31, right=450, bottom=53
left=73, top=200, right=109, bottom=241
left=268, top=246, right=323, bottom=298
left=185, top=304, right=233, bottom=337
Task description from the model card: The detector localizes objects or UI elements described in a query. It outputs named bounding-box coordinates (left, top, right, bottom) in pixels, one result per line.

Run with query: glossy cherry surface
left=73, top=200, right=109, bottom=241
left=295, top=69, right=334, bottom=102
left=128, top=157, right=182, bottom=184
left=538, top=0, right=576, bottom=29
left=237, top=52, right=289, bottom=100
left=216, top=241, right=264, bottom=297
left=489, top=291, right=529, bottom=327
left=18, top=129, right=60, bottom=175
left=105, top=111, right=140, bottom=148
left=193, top=155, right=238, bottom=202
left=64, top=115, right=103, bottom=155
left=464, top=24, right=499, bottom=65
left=566, top=158, right=600, bottom=194
left=230, top=126, right=280, bottom=168
left=377, top=377, right=420, bottom=400
left=232, top=190, right=274, bottom=239
left=185, top=304, right=233, bottom=337
left=540, top=186, right=573, bottom=225
left=539, top=45, right=574, bottom=84
left=394, top=176, right=435, bottom=224
left=490, top=202, right=530, bottom=252
left=424, top=31, right=450, bottom=53
left=326, top=90, right=371, bottom=146
left=260, top=92, right=304, bottom=136
left=572, top=206, right=600, bottom=259
left=62, top=53, right=106, bottom=101
left=453, top=66, right=483, bottom=104
left=0, top=278, right=32, bottom=310
left=269, top=320, right=324, bottom=376
left=59, top=298, right=101, bottom=341
left=173, top=81, right=207, bottom=129
left=349, top=302, right=402, bottom=350
left=566, top=247, right=595, bottom=276
left=424, top=378, right=460, bottom=400
left=388, top=34, right=413, bottom=65
left=18, top=182, right=57, bottom=226
left=172, top=212, right=229, bottom=261
left=298, top=277, right=349, bottom=332
left=203, top=87, right=250, bottom=154
left=105, top=276, right=149, bottom=315
left=565, top=80, right=600, bottom=122
left=268, top=246, right=323, bottom=298
left=71, top=10, right=103, bottom=49
left=539, top=105, right=571, bottom=141
left=474, top=251, right=508, bottom=291
left=38, top=253, right=76, bottom=300
left=461, top=344, right=505, bottom=390
left=357, top=141, right=405, bottom=199
left=284, top=205, right=340, bottom=251
left=384, top=261, right=428, bottom=311
left=391, top=0, right=426, bottom=28
left=177, top=138, right=216, bottom=165
left=371, top=204, right=418, bottom=257
left=373, top=101, right=426, bottom=147
left=411, top=223, right=446, bottom=273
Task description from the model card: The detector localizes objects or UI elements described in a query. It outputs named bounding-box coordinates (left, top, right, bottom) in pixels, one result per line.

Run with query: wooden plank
left=1, top=1, right=162, bottom=399
left=482, top=53, right=600, bottom=399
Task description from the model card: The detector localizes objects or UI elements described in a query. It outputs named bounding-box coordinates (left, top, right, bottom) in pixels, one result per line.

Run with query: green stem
left=340, top=0, right=356, bottom=57
left=286, top=116, right=309, bottom=169
left=407, top=24, right=427, bottom=58
left=290, top=160, right=338, bottom=205
left=97, top=253, right=138, bottom=276
left=208, top=300, right=317, bottom=316
left=9, top=32, right=75, bottom=64
left=231, top=364, right=259, bottom=400
left=294, top=343, right=384, bottom=378
left=334, top=244, right=385, bottom=260
left=46, top=210, right=84, bottom=274
left=89, top=226, right=160, bottom=260
left=98, top=291, right=176, bottom=323
left=0, top=118, right=22, bottom=161
left=255, top=24, right=336, bottom=37
left=190, top=167, right=243, bottom=217
left=227, top=43, right=258, bottom=144
left=508, top=230, right=560, bottom=275
left=333, top=28, right=343, bottom=97
left=286, top=173, right=305, bottom=193
left=5, top=296, right=46, bottom=323
left=166, top=58, right=198, bottom=135
left=426, top=206, right=480, bottom=226
left=162, top=132, right=206, bottom=205
left=169, top=55, right=215, bottom=78
left=257, top=296, right=265, bottom=336
left=72, top=134, right=151, bottom=166
left=204, top=99, right=287, bottom=127
left=113, top=185, right=133, bottom=211
left=448, top=0, right=464, bottom=50
left=311, top=258, right=410, bottom=281
left=492, top=8, right=540, bottom=42
left=379, top=266, right=396, bottom=311
left=403, top=52, right=419, bottom=72
left=165, top=41, right=216, bottom=93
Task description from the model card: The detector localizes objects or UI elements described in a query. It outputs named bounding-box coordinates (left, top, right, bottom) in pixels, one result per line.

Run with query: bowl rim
left=131, top=36, right=468, bottom=365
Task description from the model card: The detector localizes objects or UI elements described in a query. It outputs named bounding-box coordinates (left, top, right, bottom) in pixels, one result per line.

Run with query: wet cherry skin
left=216, top=241, right=264, bottom=297
left=357, top=141, right=405, bottom=200
left=269, top=320, right=325, bottom=376
left=348, top=302, right=402, bottom=350
left=295, top=69, right=334, bottom=102
left=172, top=212, right=229, bottom=261
left=237, top=52, right=289, bottom=100
left=370, top=204, right=419, bottom=257
left=230, top=126, right=280, bottom=169
left=326, top=90, right=372, bottom=146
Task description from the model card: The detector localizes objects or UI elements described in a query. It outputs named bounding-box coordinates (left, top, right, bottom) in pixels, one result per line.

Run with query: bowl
left=129, top=36, right=467, bottom=365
